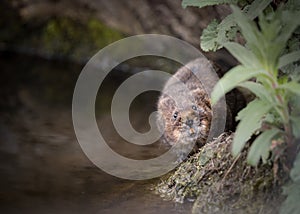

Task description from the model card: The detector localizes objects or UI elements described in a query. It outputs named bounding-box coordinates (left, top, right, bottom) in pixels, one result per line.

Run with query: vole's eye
left=173, top=111, right=178, bottom=119
left=192, top=105, right=197, bottom=111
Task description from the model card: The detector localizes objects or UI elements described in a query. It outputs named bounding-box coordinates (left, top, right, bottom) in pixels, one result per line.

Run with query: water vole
left=157, top=58, right=213, bottom=159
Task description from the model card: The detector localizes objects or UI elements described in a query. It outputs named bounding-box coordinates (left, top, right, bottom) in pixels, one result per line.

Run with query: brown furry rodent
left=157, top=58, right=213, bottom=159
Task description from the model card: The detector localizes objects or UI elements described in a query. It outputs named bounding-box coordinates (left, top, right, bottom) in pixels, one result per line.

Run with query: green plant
left=182, top=0, right=300, bottom=213
left=183, top=0, right=276, bottom=51
left=211, top=6, right=300, bottom=164
left=280, top=151, right=300, bottom=214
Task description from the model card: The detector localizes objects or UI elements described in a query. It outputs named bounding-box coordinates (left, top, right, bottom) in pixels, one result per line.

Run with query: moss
left=87, top=19, right=123, bottom=47
left=41, top=17, right=124, bottom=60
left=154, top=132, right=284, bottom=213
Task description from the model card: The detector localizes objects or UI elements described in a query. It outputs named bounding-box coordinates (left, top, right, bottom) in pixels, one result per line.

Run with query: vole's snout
left=186, top=119, right=193, bottom=127
left=181, top=110, right=197, bottom=127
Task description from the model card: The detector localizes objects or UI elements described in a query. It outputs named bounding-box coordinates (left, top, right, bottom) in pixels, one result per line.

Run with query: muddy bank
left=155, top=133, right=284, bottom=214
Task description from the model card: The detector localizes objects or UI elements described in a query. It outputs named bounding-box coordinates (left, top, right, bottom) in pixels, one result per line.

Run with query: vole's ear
left=192, top=88, right=211, bottom=108
left=157, top=95, right=175, bottom=112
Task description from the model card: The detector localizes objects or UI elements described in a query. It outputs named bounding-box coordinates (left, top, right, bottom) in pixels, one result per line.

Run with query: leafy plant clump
left=183, top=0, right=300, bottom=213
left=211, top=6, right=300, bottom=165
left=154, top=133, right=281, bottom=213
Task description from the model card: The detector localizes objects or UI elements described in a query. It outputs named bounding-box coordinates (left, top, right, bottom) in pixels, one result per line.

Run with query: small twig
left=217, top=153, right=242, bottom=191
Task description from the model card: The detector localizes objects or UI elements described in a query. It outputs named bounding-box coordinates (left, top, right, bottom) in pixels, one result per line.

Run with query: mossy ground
left=154, top=132, right=284, bottom=213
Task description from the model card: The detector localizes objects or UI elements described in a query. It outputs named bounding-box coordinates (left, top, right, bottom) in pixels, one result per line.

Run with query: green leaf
left=290, top=96, right=300, bottom=138
left=258, top=12, right=280, bottom=39
left=281, top=152, right=300, bottom=213
left=199, top=0, right=272, bottom=52
left=287, top=36, right=300, bottom=52
left=231, top=5, right=260, bottom=47
left=280, top=182, right=300, bottom=214
left=182, top=0, right=237, bottom=8
left=237, top=81, right=270, bottom=101
left=291, top=116, right=300, bottom=139
left=224, top=42, right=260, bottom=67
left=279, top=50, right=300, bottom=68
left=281, top=63, right=300, bottom=81
left=245, top=0, right=273, bottom=20
left=232, top=99, right=272, bottom=156
left=227, top=25, right=238, bottom=41
left=279, top=81, right=300, bottom=96
left=200, top=20, right=220, bottom=51
left=291, top=152, right=300, bottom=182
left=247, top=129, right=280, bottom=166
left=291, top=95, right=300, bottom=116
left=230, top=2, right=274, bottom=63
left=199, top=12, right=238, bottom=52
left=217, top=14, right=237, bottom=46
left=211, top=66, right=263, bottom=104
left=284, top=0, right=300, bottom=11
left=277, top=11, right=300, bottom=46
left=291, top=66, right=300, bottom=81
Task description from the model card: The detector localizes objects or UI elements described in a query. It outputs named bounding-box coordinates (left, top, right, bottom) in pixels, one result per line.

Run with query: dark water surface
left=0, top=52, right=192, bottom=213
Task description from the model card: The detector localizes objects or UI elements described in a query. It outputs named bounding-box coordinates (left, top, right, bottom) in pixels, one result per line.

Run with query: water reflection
left=0, top=52, right=191, bottom=213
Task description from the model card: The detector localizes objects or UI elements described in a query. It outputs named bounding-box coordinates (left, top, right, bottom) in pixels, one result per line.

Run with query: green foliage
left=200, top=19, right=219, bottom=51
left=290, top=95, right=300, bottom=139
left=232, top=99, right=272, bottom=156
left=185, top=0, right=300, bottom=213
left=211, top=66, right=263, bottom=103
left=280, top=182, right=300, bottom=214
left=280, top=39, right=300, bottom=81
left=247, top=129, right=280, bottom=165
left=279, top=50, right=300, bottom=68
left=212, top=5, right=300, bottom=163
left=187, top=0, right=273, bottom=51
left=237, top=81, right=270, bottom=101
left=182, top=0, right=238, bottom=9
left=281, top=152, right=300, bottom=214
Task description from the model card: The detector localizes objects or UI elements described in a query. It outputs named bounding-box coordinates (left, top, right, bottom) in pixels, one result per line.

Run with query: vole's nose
left=186, top=119, right=193, bottom=126
left=181, top=110, right=196, bottom=127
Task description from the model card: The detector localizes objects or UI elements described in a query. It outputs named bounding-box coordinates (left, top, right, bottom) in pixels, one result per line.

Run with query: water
left=0, top=52, right=192, bottom=213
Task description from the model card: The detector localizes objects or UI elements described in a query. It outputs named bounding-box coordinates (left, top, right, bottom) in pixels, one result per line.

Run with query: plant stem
left=269, top=68, right=296, bottom=166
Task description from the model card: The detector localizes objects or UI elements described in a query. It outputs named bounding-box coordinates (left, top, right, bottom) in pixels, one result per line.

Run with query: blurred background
left=0, top=1, right=236, bottom=213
